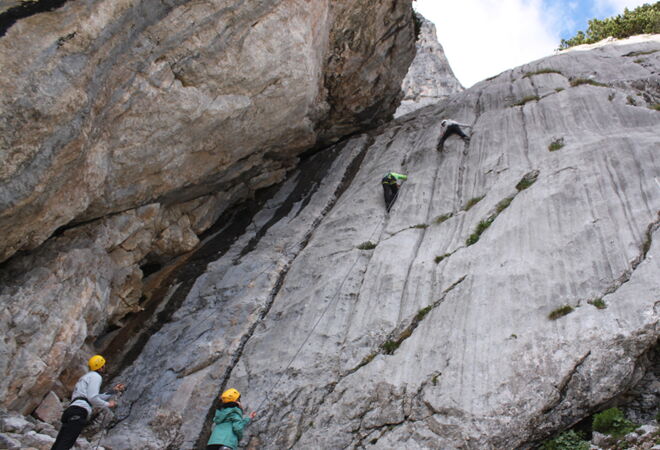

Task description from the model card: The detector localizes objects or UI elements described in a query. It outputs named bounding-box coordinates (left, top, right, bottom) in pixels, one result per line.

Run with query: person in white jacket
left=51, top=355, right=125, bottom=450
left=437, top=119, right=471, bottom=150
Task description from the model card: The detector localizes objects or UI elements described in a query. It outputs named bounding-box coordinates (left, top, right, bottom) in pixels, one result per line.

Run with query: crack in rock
left=346, top=275, right=467, bottom=374
left=194, top=134, right=375, bottom=448
left=595, top=214, right=659, bottom=302
left=541, top=351, right=592, bottom=415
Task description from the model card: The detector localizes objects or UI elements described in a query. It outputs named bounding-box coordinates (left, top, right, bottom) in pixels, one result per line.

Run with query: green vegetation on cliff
left=559, top=2, right=660, bottom=49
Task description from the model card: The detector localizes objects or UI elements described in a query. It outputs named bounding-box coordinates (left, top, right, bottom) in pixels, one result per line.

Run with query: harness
left=71, top=396, right=92, bottom=407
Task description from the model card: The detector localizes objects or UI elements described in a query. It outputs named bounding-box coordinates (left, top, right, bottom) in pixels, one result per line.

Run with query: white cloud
left=413, top=0, right=563, bottom=87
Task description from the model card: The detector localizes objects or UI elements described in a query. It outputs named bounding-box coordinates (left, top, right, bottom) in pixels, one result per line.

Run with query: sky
left=413, top=0, right=652, bottom=87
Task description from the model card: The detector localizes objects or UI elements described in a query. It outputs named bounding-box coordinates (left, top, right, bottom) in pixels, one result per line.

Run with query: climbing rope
left=250, top=127, right=441, bottom=414
left=254, top=184, right=400, bottom=413
left=92, top=411, right=111, bottom=450
left=93, top=386, right=124, bottom=450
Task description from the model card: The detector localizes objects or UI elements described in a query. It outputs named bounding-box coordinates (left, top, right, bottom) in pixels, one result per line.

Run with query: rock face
left=33, top=391, right=62, bottom=425
left=0, top=193, right=230, bottom=414
left=0, top=408, right=101, bottom=450
left=2, top=5, right=659, bottom=448
left=91, top=37, right=659, bottom=449
left=395, top=14, right=463, bottom=117
left=0, top=0, right=416, bottom=263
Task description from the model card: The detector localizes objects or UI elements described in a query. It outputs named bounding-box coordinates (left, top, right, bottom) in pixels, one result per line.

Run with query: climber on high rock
left=207, top=388, right=257, bottom=450
left=51, top=355, right=125, bottom=450
left=437, top=119, right=471, bottom=150
left=382, top=171, right=408, bottom=213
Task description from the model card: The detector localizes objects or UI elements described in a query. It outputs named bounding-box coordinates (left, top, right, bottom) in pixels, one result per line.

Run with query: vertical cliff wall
left=95, top=37, right=660, bottom=449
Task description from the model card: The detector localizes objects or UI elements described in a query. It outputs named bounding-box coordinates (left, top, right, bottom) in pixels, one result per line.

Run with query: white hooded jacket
left=69, top=371, right=111, bottom=415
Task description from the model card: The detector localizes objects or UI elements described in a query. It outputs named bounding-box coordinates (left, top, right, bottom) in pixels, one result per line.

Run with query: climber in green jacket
left=207, top=388, right=256, bottom=450
left=382, top=172, right=408, bottom=212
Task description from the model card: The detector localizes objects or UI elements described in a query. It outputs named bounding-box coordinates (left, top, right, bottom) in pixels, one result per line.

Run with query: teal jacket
left=207, top=406, right=251, bottom=449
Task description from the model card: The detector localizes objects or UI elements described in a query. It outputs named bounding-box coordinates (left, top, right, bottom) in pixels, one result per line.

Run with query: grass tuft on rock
left=570, top=78, right=607, bottom=87
left=463, top=195, right=485, bottom=211
left=466, top=217, right=494, bottom=246
left=464, top=191, right=518, bottom=247
left=627, top=95, right=637, bottom=106
left=357, top=241, right=377, bottom=250
left=650, top=104, right=660, bottom=111
left=548, top=305, right=574, bottom=320
left=548, top=137, right=565, bottom=152
left=523, top=68, right=562, bottom=78
left=412, top=223, right=428, bottom=229
left=382, top=340, right=399, bottom=354
left=495, top=196, right=514, bottom=213
left=516, top=170, right=539, bottom=191
left=555, top=87, right=565, bottom=93
left=434, top=213, right=452, bottom=224
left=415, top=305, right=433, bottom=321
left=590, top=298, right=607, bottom=309
left=511, top=95, right=540, bottom=107
left=434, top=253, right=451, bottom=264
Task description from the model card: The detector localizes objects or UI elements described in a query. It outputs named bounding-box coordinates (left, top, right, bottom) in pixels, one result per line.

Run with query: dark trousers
left=438, top=124, right=468, bottom=149
left=207, top=446, right=234, bottom=450
left=382, top=183, right=398, bottom=212
left=51, top=406, right=88, bottom=450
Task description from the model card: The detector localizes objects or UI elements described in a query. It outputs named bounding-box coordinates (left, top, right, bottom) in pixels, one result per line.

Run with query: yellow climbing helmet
left=88, top=355, right=106, bottom=371
left=221, top=388, right=241, bottom=403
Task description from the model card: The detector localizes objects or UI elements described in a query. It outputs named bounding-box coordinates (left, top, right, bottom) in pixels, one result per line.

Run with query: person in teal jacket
left=207, top=388, right=256, bottom=450
left=382, top=172, right=408, bottom=212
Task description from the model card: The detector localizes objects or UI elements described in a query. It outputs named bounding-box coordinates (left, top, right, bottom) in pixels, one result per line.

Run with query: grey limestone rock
left=0, top=195, right=232, bottom=413
left=98, top=36, right=660, bottom=448
left=0, top=413, right=33, bottom=433
left=591, top=431, right=612, bottom=447
left=395, top=14, right=464, bottom=117
left=0, top=0, right=416, bottom=263
left=2, top=5, right=660, bottom=447
left=32, top=391, right=61, bottom=425
left=637, top=424, right=659, bottom=435
left=21, top=430, right=55, bottom=449
left=0, top=433, right=22, bottom=449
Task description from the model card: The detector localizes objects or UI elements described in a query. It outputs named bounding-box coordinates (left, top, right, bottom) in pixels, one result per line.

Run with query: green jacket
left=382, top=172, right=408, bottom=185
left=207, top=406, right=251, bottom=449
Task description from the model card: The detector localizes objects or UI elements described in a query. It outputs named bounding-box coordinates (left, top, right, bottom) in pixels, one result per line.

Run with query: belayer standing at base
left=51, top=355, right=125, bottom=450
left=437, top=119, right=471, bottom=150
left=382, top=172, right=408, bottom=212
left=207, top=388, right=257, bottom=450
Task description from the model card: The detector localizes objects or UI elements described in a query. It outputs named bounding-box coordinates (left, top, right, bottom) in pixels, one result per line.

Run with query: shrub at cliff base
left=541, top=430, right=590, bottom=450
left=592, top=407, right=638, bottom=437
